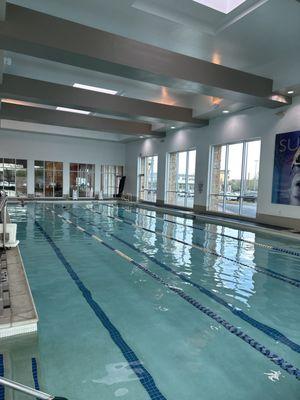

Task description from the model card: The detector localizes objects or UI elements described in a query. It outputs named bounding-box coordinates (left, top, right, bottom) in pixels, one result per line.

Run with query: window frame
left=34, top=160, right=63, bottom=198
left=165, top=149, right=196, bottom=209
left=101, top=165, right=124, bottom=198
left=208, top=138, right=261, bottom=217
left=0, top=158, right=27, bottom=197
left=69, top=163, right=95, bottom=198
left=137, top=155, right=158, bottom=203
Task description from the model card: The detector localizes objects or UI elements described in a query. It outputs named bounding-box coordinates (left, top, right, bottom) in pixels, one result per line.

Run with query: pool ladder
left=0, top=376, right=67, bottom=399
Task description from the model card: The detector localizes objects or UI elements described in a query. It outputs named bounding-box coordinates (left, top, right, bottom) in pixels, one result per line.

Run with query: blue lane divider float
left=0, top=354, right=4, bottom=400
left=31, top=358, right=40, bottom=391
left=101, top=203, right=300, bottom=259
left=34, top=220, right=167, bottom=400
left=83, top=206, right=300, bottom=289
left=65, top=207, right=300, bottom=355
left=47, top=207, right=300, bottom=380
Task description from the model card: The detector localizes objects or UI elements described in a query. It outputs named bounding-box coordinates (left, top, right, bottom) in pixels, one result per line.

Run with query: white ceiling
left=3, top=0, right=300, bottom=141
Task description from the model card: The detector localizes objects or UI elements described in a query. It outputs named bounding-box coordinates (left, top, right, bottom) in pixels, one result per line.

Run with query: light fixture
left=73, top=83, right=118, bottom=95
left=56, top=106, right=90, bottom=115
left=192, top=0, right=247, bottom=14
left=139, top=136, right=144, bottom=138
left=171, top=126, right=175, bottom=129
left=287, top=90, right=295, bottom=95
left=222, top=110, right=230, bottom=114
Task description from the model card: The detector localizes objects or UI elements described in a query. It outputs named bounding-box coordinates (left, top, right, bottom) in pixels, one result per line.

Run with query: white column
left=63, top=162, right=69, bottom=197
left=156, top=151, right=166, bottom=204
left=94, top=163, right=101, bottom=197
left=194, top=143, right=210, bottom=211
left=27, top=159, right=35, bottom=196
left=0, top=0, right=6, bottom=21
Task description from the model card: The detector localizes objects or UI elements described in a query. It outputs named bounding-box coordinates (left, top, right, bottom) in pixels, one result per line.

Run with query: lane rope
left=45, top=206, right=300, bottom=380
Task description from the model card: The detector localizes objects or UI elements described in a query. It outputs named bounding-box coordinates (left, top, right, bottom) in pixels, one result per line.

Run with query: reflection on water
left=92, top=362, right=141, bottom=385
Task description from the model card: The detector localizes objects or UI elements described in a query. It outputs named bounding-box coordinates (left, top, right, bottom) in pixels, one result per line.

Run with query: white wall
left=125, top=95, right=300, bottom=222
left=0, top=129, right=126, bottom=196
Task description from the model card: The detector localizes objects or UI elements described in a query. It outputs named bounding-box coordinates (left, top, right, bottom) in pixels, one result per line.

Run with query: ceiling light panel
left=193, top=0, right=247, bottom=14
left=56, top=106, right=90, bottom=115
left=73, top=83, right=118, bottom=95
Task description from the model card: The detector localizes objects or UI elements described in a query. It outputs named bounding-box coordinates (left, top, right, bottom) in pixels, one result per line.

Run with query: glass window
left=0, top=158, right=27, bottom=197
left=101, top=165, right=124, bottom=198
left=35, top=160, right=63, bottom=197
left=165, top=150, right=196, bottom=208
left=138, top=156, right=158, bottom=203
left=209, top=140, right=261, bottom=218
left=69, top=163, right=95, bottom=198
left=16, top=159, right=27, bottom=197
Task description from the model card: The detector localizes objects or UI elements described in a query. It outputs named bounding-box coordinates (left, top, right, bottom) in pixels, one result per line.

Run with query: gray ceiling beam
left=0, top=74, right=208, bottom=127
left=0, top=4, right=290, bottom=108
left=0, top=0, right=6, bottom=21
left=0, top=102, right=165, bottom=138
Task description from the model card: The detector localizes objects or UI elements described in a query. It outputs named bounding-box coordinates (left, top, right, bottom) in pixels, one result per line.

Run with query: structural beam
left=0, top=4, right=290, bottom=108
left=0, top=0, right=6, bottom=21
left=0, top=102, right=165, bottom=138
left=0, top=74, right=208, bottom=128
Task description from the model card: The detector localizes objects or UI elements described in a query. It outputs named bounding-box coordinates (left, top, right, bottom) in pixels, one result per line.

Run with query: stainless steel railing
left=0, top=376, right=67, bottom=399
left=0, top=191, right=8, bottom=250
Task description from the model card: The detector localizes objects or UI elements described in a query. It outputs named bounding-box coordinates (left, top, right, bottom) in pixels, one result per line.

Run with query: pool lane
left=77, top=205, right=300, bottom=289
left=45, top=206, right=300, bottom=381
left=101, top=203, right=300, bottom=258
left=61, top=206, right=300, bottom=355
left=34, top=218, right=168, bottom=400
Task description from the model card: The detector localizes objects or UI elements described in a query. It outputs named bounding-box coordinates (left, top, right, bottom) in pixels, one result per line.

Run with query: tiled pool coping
left=0, top=214, right=38, bottom=339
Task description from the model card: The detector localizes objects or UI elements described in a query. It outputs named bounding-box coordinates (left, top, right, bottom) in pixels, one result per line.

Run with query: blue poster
left=272, top=131, right=300, bottom=205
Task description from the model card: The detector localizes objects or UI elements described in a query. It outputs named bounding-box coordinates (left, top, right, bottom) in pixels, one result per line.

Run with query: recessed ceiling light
left=56, top=106, right=90, bottom=115
left=139, top=136, right=144, bottom=138
left=287, top=90, right=295, bottom=95
left=171, top=126, right=175, bottom=129
left=73, top=83, right=118, bottom=95
left=222, top=110, right=230, bottom=114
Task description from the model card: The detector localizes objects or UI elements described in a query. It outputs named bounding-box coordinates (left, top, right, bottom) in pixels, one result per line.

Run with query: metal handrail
left=0, top=192, right=7, bottom=211
left=0, top=376, right=67, bottom=400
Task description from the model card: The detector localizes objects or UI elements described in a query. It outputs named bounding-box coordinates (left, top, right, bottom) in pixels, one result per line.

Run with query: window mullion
left=185, top=151, right=189, bottom=208
left=223, top=145, right=229, bottom=213
left=240, top=142, right=247, bottom=215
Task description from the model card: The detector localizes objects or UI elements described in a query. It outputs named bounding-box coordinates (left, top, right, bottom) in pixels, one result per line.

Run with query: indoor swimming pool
left=1, top=202, right=300, bottom=399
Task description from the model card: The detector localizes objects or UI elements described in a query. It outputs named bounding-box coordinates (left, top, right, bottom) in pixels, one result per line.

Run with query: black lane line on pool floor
left=85, top=206, right=300, bottom=289
left=63, top=207, right=300, bottom=355
left=31, top=358, right=40, bottom=391
left=34, top=220, right=168, bottom=400
left=101, top=203, right=300, bottom=258
left=46, top=206, right=300, bottom=380
left=101, top=203, right=300, bottom=257
left=0, top=354, right=4, bottom=400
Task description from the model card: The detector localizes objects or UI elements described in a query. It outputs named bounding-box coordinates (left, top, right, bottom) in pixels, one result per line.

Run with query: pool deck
left=0, top=246, right=38, bottom=339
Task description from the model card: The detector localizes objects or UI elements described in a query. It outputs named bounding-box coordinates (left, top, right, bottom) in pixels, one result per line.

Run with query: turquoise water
left=2, top=202, right=300, bottom=400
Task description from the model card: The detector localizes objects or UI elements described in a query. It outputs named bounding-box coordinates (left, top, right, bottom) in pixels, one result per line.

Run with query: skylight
left=56, top=106, right=90, bottom=115
left=193, top=0, right=247, bottom=14
left=73, top=83, right=118, bottom=95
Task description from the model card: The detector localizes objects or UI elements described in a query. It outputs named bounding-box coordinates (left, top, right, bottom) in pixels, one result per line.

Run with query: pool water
left=1, top=202, right=300, bottom=400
